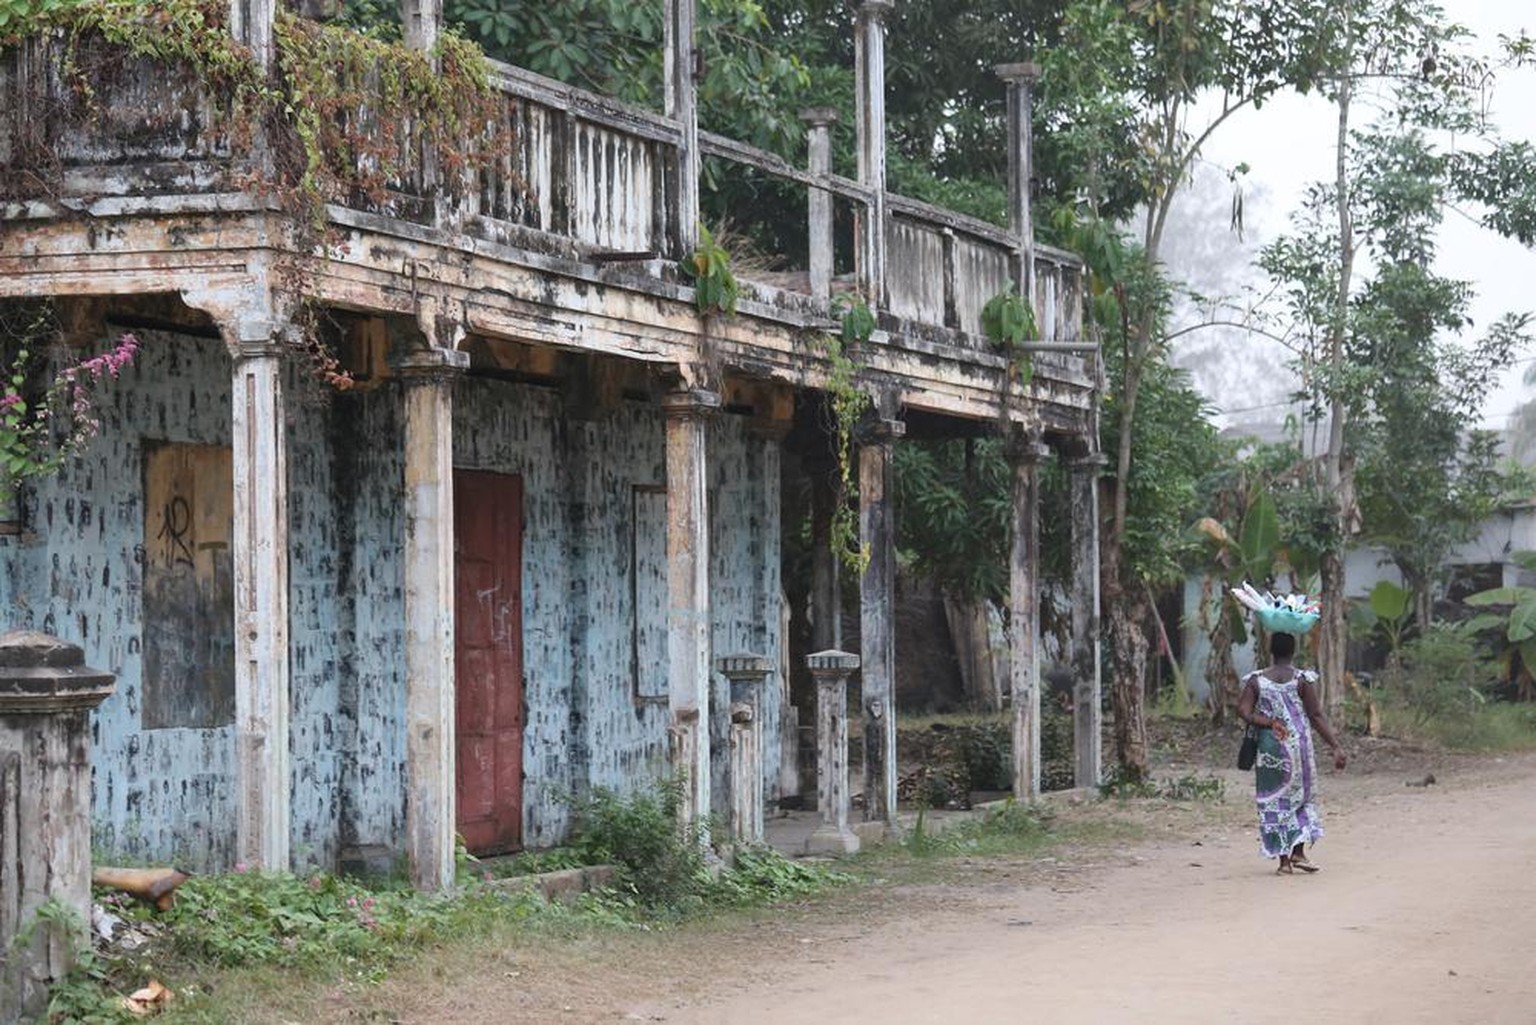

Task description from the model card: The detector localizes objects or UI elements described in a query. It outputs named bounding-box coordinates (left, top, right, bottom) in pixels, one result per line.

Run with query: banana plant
left=1190, top=488, right=1282, bottom=721
left=1462, top=550, right=1536, bottom=701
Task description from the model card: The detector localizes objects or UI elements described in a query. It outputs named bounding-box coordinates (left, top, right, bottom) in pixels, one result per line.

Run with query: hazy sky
left=1170, top=0, right=1536, bottom=432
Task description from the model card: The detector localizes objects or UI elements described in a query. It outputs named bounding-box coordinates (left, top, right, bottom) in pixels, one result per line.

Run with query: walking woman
left=1237, top=631, right=1348, bottom=874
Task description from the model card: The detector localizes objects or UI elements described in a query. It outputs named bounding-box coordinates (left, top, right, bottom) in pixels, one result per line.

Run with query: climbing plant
left=980, top=286, right=1037, bottom=387
left=818, top=331, right=870, bottom=575
left=680, top=224, right=740, bottom=316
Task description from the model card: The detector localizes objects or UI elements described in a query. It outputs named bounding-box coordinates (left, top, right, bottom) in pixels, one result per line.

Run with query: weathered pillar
left=1008, top=430, right=1050, bottom=800
left=855, top=0, right=893, bottom=307
left=400, top=0, right=442, bottom=52
left=229, top=0, right=276, bottom=67
left=0, top=632, right=115, bottom=1024
left=805, top=649, right=861, bottom=855
left=1070, top=449, right=1107, bottom=788
left=232, top=339, right=291, bottom=871
left=665, top=0, right=701, bottom=255
left=665, top=388, right=719, bottom=841
left=399, top=347, right=468, bottom=891
left=998, top=61, right=1040, bottom=308
left=800, top=107, right=839, bottom=302
left=858, top=416, right=904, bottom=828
left=809, top=455, right=842, bottom=653
left=719, top=654, right=771, bottom=845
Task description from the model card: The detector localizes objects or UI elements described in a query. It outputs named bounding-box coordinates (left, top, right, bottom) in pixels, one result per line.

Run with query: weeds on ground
left=1098, top=766, right=1225, bottom=802
left=901, top=799, right=1054, bottom=859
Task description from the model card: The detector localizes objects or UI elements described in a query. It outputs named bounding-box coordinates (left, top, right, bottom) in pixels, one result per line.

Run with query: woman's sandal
left=1291, top=857, right=1320, bottom=874
left=1276, top=857, right=1293, bottom=875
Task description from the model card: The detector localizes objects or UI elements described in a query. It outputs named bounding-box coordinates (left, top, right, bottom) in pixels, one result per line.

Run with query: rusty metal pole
left=231, top=334, right=291, bottom=872
left=1008, top=430, right=1050, bottom=800
left=805, top=649, right=860, bottom=854
left=718, top=654, right=771, bottom=845
left=855, top=0, right=893, bottom=308
left=0, top=631, right=115, bottom=1024
left=858, top=417, right=904, bottom=831
left=665, top=388, right=719, bottom=844
left=399, top=347, right=468, bottom=891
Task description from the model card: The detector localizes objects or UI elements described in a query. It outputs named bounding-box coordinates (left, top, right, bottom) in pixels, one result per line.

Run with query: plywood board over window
left=142, top=442, right=234, bottom=729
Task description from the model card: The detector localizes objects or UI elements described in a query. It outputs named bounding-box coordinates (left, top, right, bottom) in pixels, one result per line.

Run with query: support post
left=805, top=649, right=861, bottom=854
left=855, top=0, right=893, bottom=307
left=719, top=654, right=772, bottom=845
left=400, top=0, right=442, bottom=53
left=1008, top=430, right=1050, bottom=800
left=665, top=388, right=719, bottom=842
left=232, top=338, right=290, bottom=871
left=230, top=0, right=276, bottom=68
left=858, top=417, right=904, bottom=828
left=1070, top=450, right=1107, bottom=788
left=0, top=632, right=115, bottom=1024
left=998, top=62, right=1040, bottom=310
left=800, top=107, right=839, bottom=303
left=665, top=0, right=701, bottom=255
left=399, top=347, right=468, bottom=891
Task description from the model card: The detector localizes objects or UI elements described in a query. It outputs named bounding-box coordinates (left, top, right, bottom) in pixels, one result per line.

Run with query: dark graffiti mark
left=157, top=495, right=194, bottom=568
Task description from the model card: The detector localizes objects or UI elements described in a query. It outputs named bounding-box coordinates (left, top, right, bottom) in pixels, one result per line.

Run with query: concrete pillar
left=718, top=654, right=771, bottom=845
left=399, top=347, right=468, bottom=892
left=665, top=0, right=701, bottom=255
left=998, top=61, right=1041, bottom=308
left=809, top=456, right=842, bottom=653
left=230, top=0, right=276, bottom=68
left=858, top=417, right=904, bottom=828
left=1008, top=431, right=1050, bottom=800
left=400, top=0, right=442, bottom=52
left=805, top=649, right=861, bottom=855
left=0, top=631, right=115, bottom=1024
left=665, top=388, right=719, bottom=841
left=1070, top=450, right=1107, bottom=788
left=231, top=340, right=290, bottom=871
left=800, top=107, right=839, bottom=302
left=855, top=0, right=893, bottom=306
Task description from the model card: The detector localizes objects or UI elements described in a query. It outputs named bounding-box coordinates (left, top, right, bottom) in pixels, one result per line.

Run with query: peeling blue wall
left=2, top=328, right=785, bottom=869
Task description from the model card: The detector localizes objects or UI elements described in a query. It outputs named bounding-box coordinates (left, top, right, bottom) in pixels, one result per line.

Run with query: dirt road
left=366, top=751, right=1536, bottom=1025
left=646, top=756, right=1536, bottom=1025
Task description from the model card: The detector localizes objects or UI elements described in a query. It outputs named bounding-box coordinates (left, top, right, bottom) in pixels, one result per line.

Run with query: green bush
left=569, top=780, right=709, bottom=912
left=1391, top=625, right=1497, bottom=727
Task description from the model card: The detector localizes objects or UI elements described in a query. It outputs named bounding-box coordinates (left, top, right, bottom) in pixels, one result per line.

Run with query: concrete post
left=1070, top=451, right=1107, bottom=788
left=399, top=347, right=468, bottom=891
left=998, top=62, right=1040, bottom=310
left=231, top=340, right=290, bottom=871
left=1008, top=431, right=1050, bottom=800
left=855, top=0, right=893, bottom=307
left=718, top=654, right=771, bottom=845
left=805, top=649, right=861, bottom=854
left=858, top=417, right=904, bottom=829
left=664, top=388, right=719, bottom=842
left=230, top=0, right=276, bottom=68
left=0, top=632, right=115, bottom=1024
left=400, top=0, right=442, bottom=53
left=665, top=0, right=701, bottom=255
left=800, top=107, right=839, bottom=302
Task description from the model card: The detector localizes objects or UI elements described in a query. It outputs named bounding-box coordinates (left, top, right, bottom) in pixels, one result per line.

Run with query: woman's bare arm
left=1300, top=676, right=1347, bottom=769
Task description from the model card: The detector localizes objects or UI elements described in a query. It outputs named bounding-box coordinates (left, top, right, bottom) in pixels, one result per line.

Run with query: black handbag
left=1237, top=724, right=1259, bottom=771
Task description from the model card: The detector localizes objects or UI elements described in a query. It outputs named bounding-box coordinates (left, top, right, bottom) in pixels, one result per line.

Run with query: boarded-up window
left=631, top=485, right=667, bottom=701
left=142, top=442, right=235, bottom=729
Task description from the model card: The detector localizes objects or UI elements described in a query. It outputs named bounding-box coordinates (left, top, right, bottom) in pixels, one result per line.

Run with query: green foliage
left=1098, top=768, right=1225, bottom=802
left=1462, top=551, right=1536, bottom=700
left=980, top=287, right=1037, bottom=387
left=680, top=224, right=740, bottom=316
left=708, top=846, right=842, bottom=907
left=569, top=781, right=708, bottom=912
left=893, top=439, right=1011, bottom=602
left=834, top=293, right=876, bottom=346
left=902, top=798, right=1053, bottom=859
left=818, top=332, right=871, bottom=576
left=1380, top=623, right=1496, bottom=728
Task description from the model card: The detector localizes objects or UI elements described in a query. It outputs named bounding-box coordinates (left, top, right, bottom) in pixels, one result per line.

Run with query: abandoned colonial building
left=0, top=1, right=1102, bottom=889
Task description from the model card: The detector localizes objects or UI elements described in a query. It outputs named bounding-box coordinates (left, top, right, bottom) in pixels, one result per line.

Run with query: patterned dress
left=1247, top=668, right=1325, bottom=858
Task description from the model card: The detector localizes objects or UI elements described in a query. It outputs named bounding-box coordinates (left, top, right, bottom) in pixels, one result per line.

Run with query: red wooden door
left=454, top=470, right=525, bottom=855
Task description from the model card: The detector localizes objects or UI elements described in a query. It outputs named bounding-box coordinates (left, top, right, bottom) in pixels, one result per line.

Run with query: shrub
left=569, top=780, right=708, bottom=911
left=1390, top=624, right=1497, bottom=727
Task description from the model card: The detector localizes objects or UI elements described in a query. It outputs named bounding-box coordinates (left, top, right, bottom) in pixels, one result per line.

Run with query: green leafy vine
left=981, top=286, right=1038, bottom=387
left=680, top=224, right=740, bottom=316
left=821, top=332, right=871, bottom=575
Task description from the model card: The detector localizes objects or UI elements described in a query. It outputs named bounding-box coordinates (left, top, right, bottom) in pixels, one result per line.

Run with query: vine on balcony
left=981, top=286, right=1038, bottom=388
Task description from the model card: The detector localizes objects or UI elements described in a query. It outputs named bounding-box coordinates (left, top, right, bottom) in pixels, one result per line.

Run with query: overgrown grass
left=1378, top=698, right=1536, bottom=752
left=1098, top=767, right=1226, bottom=802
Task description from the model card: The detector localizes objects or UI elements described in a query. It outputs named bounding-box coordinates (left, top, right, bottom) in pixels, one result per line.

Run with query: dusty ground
left=338, top=732, right=1536, bottom=1025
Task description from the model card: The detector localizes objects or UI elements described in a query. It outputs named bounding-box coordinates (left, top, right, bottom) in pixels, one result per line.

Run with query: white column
left=1071, top=450, right=1106, bottom=788
left=800, top=107, right=840, bottom=302
left=399, top=348, right=467, bottom=892
left=858, top=417, right=904, bottom=828
left=855, top=0, right=893, bottom=306
left=665, top=0, right=700, bottom=254
left=401, top=0, right=443, bottom=52
left=1008, top=431, right=1050, bottom=800
left=665, top=388, right=718, bottom=841
left=805, top=649, right=861, bottom=854
left=229, top=0, right=276, bottom=68
left=232, top=340, right=290, bottom=870
left=998, top=62, right=1041, bottom=304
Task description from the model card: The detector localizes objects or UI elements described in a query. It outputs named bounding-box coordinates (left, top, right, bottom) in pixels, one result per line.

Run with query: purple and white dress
left=1247, top=668, right=1325, bottom=858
